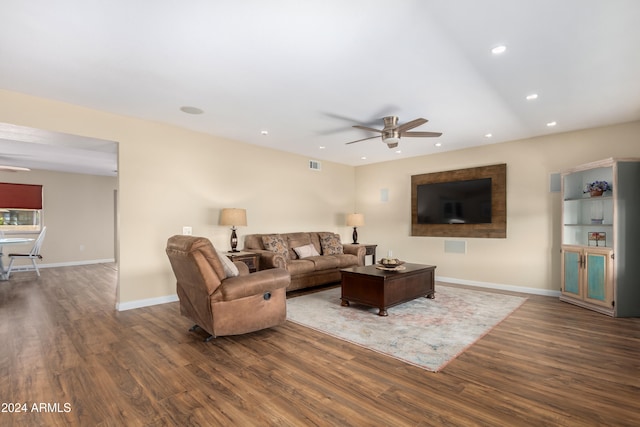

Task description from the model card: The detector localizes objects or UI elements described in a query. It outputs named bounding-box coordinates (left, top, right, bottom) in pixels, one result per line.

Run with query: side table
left=226, top=251, right=259, bottom=273
left=359, top=243, right=377, bottom=265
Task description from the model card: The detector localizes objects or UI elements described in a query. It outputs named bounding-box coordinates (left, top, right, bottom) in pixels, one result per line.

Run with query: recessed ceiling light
left=434, top=142, right=442, bottom=147
left=547, top=121, right=557, bottom=127
left=526, top=93, right=538, bottom=100
left=180, top=106, right=204, bottom=115
left=360, top=156, right=367, bottom=160
left=485, top=133, right=493, bottom=138
left=261, top=130, right=269, bottom=135
left=318, top=145, right=325, bottom=149
left=491, top=45, right=507, bottom=55
left=395, top=150, right=402, bottom=154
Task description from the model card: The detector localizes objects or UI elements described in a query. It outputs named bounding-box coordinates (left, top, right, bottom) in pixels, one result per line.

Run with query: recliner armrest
left=218, top=268, right=290, bottom=301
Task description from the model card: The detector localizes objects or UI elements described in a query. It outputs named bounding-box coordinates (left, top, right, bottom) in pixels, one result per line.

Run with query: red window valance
left=0, top=183, right=43, bottom=209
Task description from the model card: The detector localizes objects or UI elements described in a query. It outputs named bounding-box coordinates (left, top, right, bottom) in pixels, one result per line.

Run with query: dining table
left=0, top=237, right=35, bottom=280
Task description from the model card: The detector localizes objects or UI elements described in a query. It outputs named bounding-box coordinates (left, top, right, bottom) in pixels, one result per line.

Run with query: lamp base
left=352, top=227, right=359, bottom=244
left=230, top=227, right=239, bottom=252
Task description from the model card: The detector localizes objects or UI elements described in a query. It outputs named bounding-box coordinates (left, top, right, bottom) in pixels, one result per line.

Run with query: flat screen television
left=416, top=178, right=492, bottom=224
left=411, top=164, right=506, bottom=238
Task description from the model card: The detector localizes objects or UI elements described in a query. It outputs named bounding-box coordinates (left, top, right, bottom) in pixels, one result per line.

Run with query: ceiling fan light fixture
left=382, top=129, right=400, bottom=145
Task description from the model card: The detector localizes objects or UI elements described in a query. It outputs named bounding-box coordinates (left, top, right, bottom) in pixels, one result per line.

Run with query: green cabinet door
left=584, top=249, right=613, bottom=308
left=563, top=249, right=581, bottom=297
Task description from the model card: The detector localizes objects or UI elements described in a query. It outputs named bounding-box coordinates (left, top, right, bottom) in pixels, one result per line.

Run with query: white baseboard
left=116, top=276, right=560, bottom=312
left=116, top=294, right=179, bottom=311
left=26, top=259, right=178, bottom=311
left=437, top=276, right=561, bottom=297
left=38, top=259, right=177, bottom=311
left=115, top=275, right=561, bottom=312
left=37, top=259, right=116, bottom=268
left=29, top=261, right=558, bottom=310
left=7, top=259, right=116, bottom=273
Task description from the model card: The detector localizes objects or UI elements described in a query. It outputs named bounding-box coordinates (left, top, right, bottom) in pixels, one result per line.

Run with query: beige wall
left=0, top=89, right=356, bottom=307
left=2, top=88, right=638, bottom=303
left=0, top=169, right=116, bottom=264
left=354, top=121, right=640, bottom=293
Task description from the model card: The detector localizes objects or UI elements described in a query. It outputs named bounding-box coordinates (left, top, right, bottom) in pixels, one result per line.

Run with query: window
left=0, top=183, right=43, bottom=233
left=0, top=209, right=41, bottom=232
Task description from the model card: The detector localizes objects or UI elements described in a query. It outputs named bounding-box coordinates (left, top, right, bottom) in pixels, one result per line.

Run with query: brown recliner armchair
left=166, top=235, right=290, bottom=341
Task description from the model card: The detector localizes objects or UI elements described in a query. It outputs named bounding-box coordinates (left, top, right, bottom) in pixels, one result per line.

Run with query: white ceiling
left=0, top=123, right=117, bottom=176
left=1, top=0, right=639, bottom=175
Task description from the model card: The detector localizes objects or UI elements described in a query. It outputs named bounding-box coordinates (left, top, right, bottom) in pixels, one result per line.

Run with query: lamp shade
left=219, top=208, right=247, bottom=226
left=346, top=213, right=365, bottom=227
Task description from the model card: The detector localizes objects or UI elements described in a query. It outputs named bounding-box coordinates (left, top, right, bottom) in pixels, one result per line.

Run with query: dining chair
left=6, top=226, right=47, bottom=277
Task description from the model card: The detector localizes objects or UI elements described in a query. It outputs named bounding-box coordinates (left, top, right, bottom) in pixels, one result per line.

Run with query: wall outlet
left=182, top=226, right=192, bottom=235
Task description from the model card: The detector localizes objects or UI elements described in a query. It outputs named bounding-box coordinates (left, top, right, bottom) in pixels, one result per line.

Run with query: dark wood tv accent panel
left=411, top=163, right=507, bottom=238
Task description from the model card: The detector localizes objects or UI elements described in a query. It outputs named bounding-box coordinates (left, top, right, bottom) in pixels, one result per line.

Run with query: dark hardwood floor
left=1, top=264, right=639, bottom=426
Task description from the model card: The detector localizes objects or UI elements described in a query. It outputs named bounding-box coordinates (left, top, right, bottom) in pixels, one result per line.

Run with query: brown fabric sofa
left=166, top=235, right=290, bottom=339
left=243, top=232, right=365, bottom=292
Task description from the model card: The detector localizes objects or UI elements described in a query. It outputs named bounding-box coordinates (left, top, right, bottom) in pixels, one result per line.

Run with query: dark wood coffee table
left=340, top=263, right=436, bottom=316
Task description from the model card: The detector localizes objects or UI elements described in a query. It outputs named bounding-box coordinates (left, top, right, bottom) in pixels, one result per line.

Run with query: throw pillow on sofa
left=262, top=234, right=290, bottom=260
left=293, top=243, right=321, bottom=259
left=319, top=232, right=344, bottom=255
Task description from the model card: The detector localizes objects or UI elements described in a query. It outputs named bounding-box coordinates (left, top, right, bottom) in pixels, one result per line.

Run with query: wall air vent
left=309, top=160, right=322, bottom=171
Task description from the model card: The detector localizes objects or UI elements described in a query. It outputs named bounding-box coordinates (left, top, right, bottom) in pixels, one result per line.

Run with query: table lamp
left=346, top=213, right=364, bottom=244
left=219, top=208, right=247, bottom=252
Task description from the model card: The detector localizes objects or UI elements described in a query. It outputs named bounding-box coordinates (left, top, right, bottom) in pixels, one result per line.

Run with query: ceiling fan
left=346, top=116, right=442, bottom=149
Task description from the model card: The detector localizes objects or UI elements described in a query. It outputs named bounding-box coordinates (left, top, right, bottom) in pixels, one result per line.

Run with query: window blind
left=0, top=183, right=43, bottom=209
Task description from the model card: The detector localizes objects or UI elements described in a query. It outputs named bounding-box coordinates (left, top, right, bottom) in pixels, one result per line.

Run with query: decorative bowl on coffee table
left=377, top=258, right=406, bottom=271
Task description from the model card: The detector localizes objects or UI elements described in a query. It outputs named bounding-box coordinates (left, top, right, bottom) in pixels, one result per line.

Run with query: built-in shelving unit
left=560, top=158, right=640, bottom=317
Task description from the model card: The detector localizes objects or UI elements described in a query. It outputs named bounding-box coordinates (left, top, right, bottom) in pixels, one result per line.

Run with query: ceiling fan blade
left=397, top=118, right=428, bottom=133
left=353, top=125, right=383, bottom=133
left=346, top=135, right=380, bottom=145
left=402, top=131, right=443, bottom=137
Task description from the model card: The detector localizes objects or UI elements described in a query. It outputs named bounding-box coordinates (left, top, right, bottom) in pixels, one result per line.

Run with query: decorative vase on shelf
left=584, top=180, right=610, bottom=197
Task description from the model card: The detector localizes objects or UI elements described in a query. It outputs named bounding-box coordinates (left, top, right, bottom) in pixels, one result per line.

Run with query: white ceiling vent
left=309, top=159, right=322, bottom=171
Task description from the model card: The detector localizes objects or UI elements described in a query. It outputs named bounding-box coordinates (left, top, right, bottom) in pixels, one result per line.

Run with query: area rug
left=286, top=285, right=527, bottom=372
